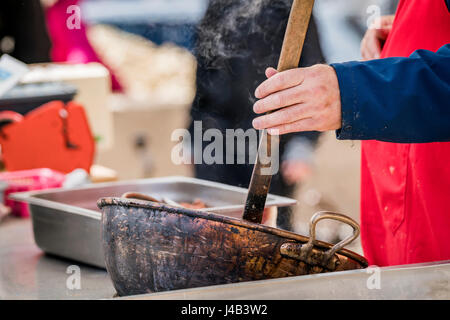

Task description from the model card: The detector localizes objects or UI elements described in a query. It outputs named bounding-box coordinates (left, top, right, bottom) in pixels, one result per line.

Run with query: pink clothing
left=45, top=0, right=122, bottom=91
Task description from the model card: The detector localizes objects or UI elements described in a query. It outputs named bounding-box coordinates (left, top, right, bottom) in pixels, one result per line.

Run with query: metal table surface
left=125, top=261, right=450, bottom=300
left=1, top=217, right=449, bottom=300
left=0, top=217, right=116, bottom=300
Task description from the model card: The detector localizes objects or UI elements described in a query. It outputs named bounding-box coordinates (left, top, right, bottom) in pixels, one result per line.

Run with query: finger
left=265, top=67, right=278, bottom=78
left=361, top=36, right=370, bottom=60
left=253, top=85, right=308, bottom=114
left=252, top=103, right=312, bottom=129
left=380, top=15, right=395, bottom=29
left=370, top=39, right=382, bottom=59
left=281, top=162, right=310, bottom=184
left=282, top=170, right=297, bottom=185
left=266, top=118, right=317, bottom=135
left=255, top=68, right=305, bottom=99
left=365, top=33, right=382, bottom=60
left=361, top=41, right=376, bottom=61
left=375, top=27, right=390, bottom=41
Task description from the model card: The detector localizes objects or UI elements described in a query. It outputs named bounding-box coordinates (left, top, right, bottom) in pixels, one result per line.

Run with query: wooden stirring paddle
left=243, top=0, right=316, bottom=223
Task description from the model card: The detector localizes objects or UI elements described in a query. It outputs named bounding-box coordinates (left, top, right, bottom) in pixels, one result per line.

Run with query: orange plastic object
left=0, top=101, right=95, bottom=174
left=0, top=111, right=23, bottom=125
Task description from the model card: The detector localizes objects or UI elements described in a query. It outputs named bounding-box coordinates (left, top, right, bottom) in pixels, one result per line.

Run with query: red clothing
left=360, top=0, right=450, bottom=266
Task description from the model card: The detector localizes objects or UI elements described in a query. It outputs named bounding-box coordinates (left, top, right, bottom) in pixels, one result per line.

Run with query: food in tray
left=179, top=199, right=208, bottom=210
left=122, top=192, right=207, bottom=210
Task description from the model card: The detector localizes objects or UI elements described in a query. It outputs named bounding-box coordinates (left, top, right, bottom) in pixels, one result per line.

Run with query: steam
left=192, top=0, right=297, bottom=125
left=195, top=0, right=293, bottom=68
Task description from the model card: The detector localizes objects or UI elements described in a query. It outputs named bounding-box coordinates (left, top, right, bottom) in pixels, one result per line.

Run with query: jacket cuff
left=331, top=61, right=361, bottom=140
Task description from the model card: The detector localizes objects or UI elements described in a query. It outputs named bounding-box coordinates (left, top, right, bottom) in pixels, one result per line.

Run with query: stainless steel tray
left=11, top=176, right=297, bottom=268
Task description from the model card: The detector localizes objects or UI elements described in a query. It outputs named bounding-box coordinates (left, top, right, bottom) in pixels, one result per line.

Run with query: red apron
left=361, top=0, right=450, bottom=266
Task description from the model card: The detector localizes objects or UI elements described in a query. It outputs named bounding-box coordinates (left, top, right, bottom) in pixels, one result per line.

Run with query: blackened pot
left=98, top=197, right=368, bottom=296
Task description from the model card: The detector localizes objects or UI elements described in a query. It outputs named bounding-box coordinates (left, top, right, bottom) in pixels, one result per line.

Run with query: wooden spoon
left=243, top=0, right=316, bottom=224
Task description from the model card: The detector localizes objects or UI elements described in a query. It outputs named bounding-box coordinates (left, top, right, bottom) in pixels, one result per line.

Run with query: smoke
left=191, top=0, right=302, bottom=128
left=195, top=0, right=293, bottom=68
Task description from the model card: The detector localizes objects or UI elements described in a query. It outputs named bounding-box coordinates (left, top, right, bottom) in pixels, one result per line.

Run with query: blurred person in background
left=42, top=0, right=122, bottom=91
left=251, top=0, right=450, bottom=265
left=190, top=0, right=325, bottom=231
left=0, top=0, right=121, bottom=90
left=0, top=0, right=51, bottom=63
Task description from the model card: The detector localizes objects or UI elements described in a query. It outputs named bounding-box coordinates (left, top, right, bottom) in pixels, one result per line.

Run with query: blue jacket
left=331, top=43, right=450, bottom=143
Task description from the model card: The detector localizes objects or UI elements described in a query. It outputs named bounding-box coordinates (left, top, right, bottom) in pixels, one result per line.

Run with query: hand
left=361, top=15, right=395, bottom=60
left=252, top=65, right=342, bottom=135
left=40, top=0, right=58, bottom=8
left=281, top=160, right=312, bottom=185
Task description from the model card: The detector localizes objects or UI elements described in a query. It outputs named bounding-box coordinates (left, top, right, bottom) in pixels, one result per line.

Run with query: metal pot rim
left=98, top=197, right=368, bottom=267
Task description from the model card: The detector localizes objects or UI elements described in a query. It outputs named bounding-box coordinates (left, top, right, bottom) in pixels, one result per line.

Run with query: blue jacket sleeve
left=331, top=44, right=450, bottom=143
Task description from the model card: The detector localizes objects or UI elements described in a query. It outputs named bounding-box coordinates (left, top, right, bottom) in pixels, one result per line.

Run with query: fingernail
left=253, top=102, right=260, bottom=114
left=255, top=87, right=262, bottom=98
left=252, top=119, right=261, bottom=128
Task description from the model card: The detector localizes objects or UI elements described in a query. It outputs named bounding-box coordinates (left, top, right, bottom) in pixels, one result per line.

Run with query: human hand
left=40, top=0, right=58, bottom=8
left=361, top=15, right=395, bottom=60
left=281, top=160, right=312, bottom=185
left=252, top=65, right=342, bottom=135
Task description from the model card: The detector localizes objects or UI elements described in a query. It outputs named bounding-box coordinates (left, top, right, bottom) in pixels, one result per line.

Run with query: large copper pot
left=98, top=196, right=368, bottom=296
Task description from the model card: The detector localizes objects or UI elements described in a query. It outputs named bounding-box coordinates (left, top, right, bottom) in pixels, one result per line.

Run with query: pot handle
left=121, top=192, right=161, bottom=203
left=280, top=211, right=360, bottom=270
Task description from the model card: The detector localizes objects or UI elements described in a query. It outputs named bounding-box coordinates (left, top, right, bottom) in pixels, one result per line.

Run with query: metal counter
left=125, top=261, right=450, bottom=300
left=1, top=217, right=449, bottom=300
left=10, top=176, right=295, bottom=268
left=0, top=217, right=115, bottom=300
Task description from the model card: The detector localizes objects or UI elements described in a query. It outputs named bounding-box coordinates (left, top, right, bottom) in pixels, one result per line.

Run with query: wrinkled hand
left=281, top=160, right=312, bottom=185
left=361, top=15, right=395, bottom=60
left=252, top=65, right=342, bottom=135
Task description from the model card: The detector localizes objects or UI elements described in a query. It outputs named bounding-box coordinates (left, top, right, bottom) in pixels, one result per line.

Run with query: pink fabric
left=45, top=0, right=122, bottom=91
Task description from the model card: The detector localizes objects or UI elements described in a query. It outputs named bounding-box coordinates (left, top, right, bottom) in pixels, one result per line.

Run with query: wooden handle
left=277, top=0, right=315, bottom=72
left=243, top=0, right=316, bottom=224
